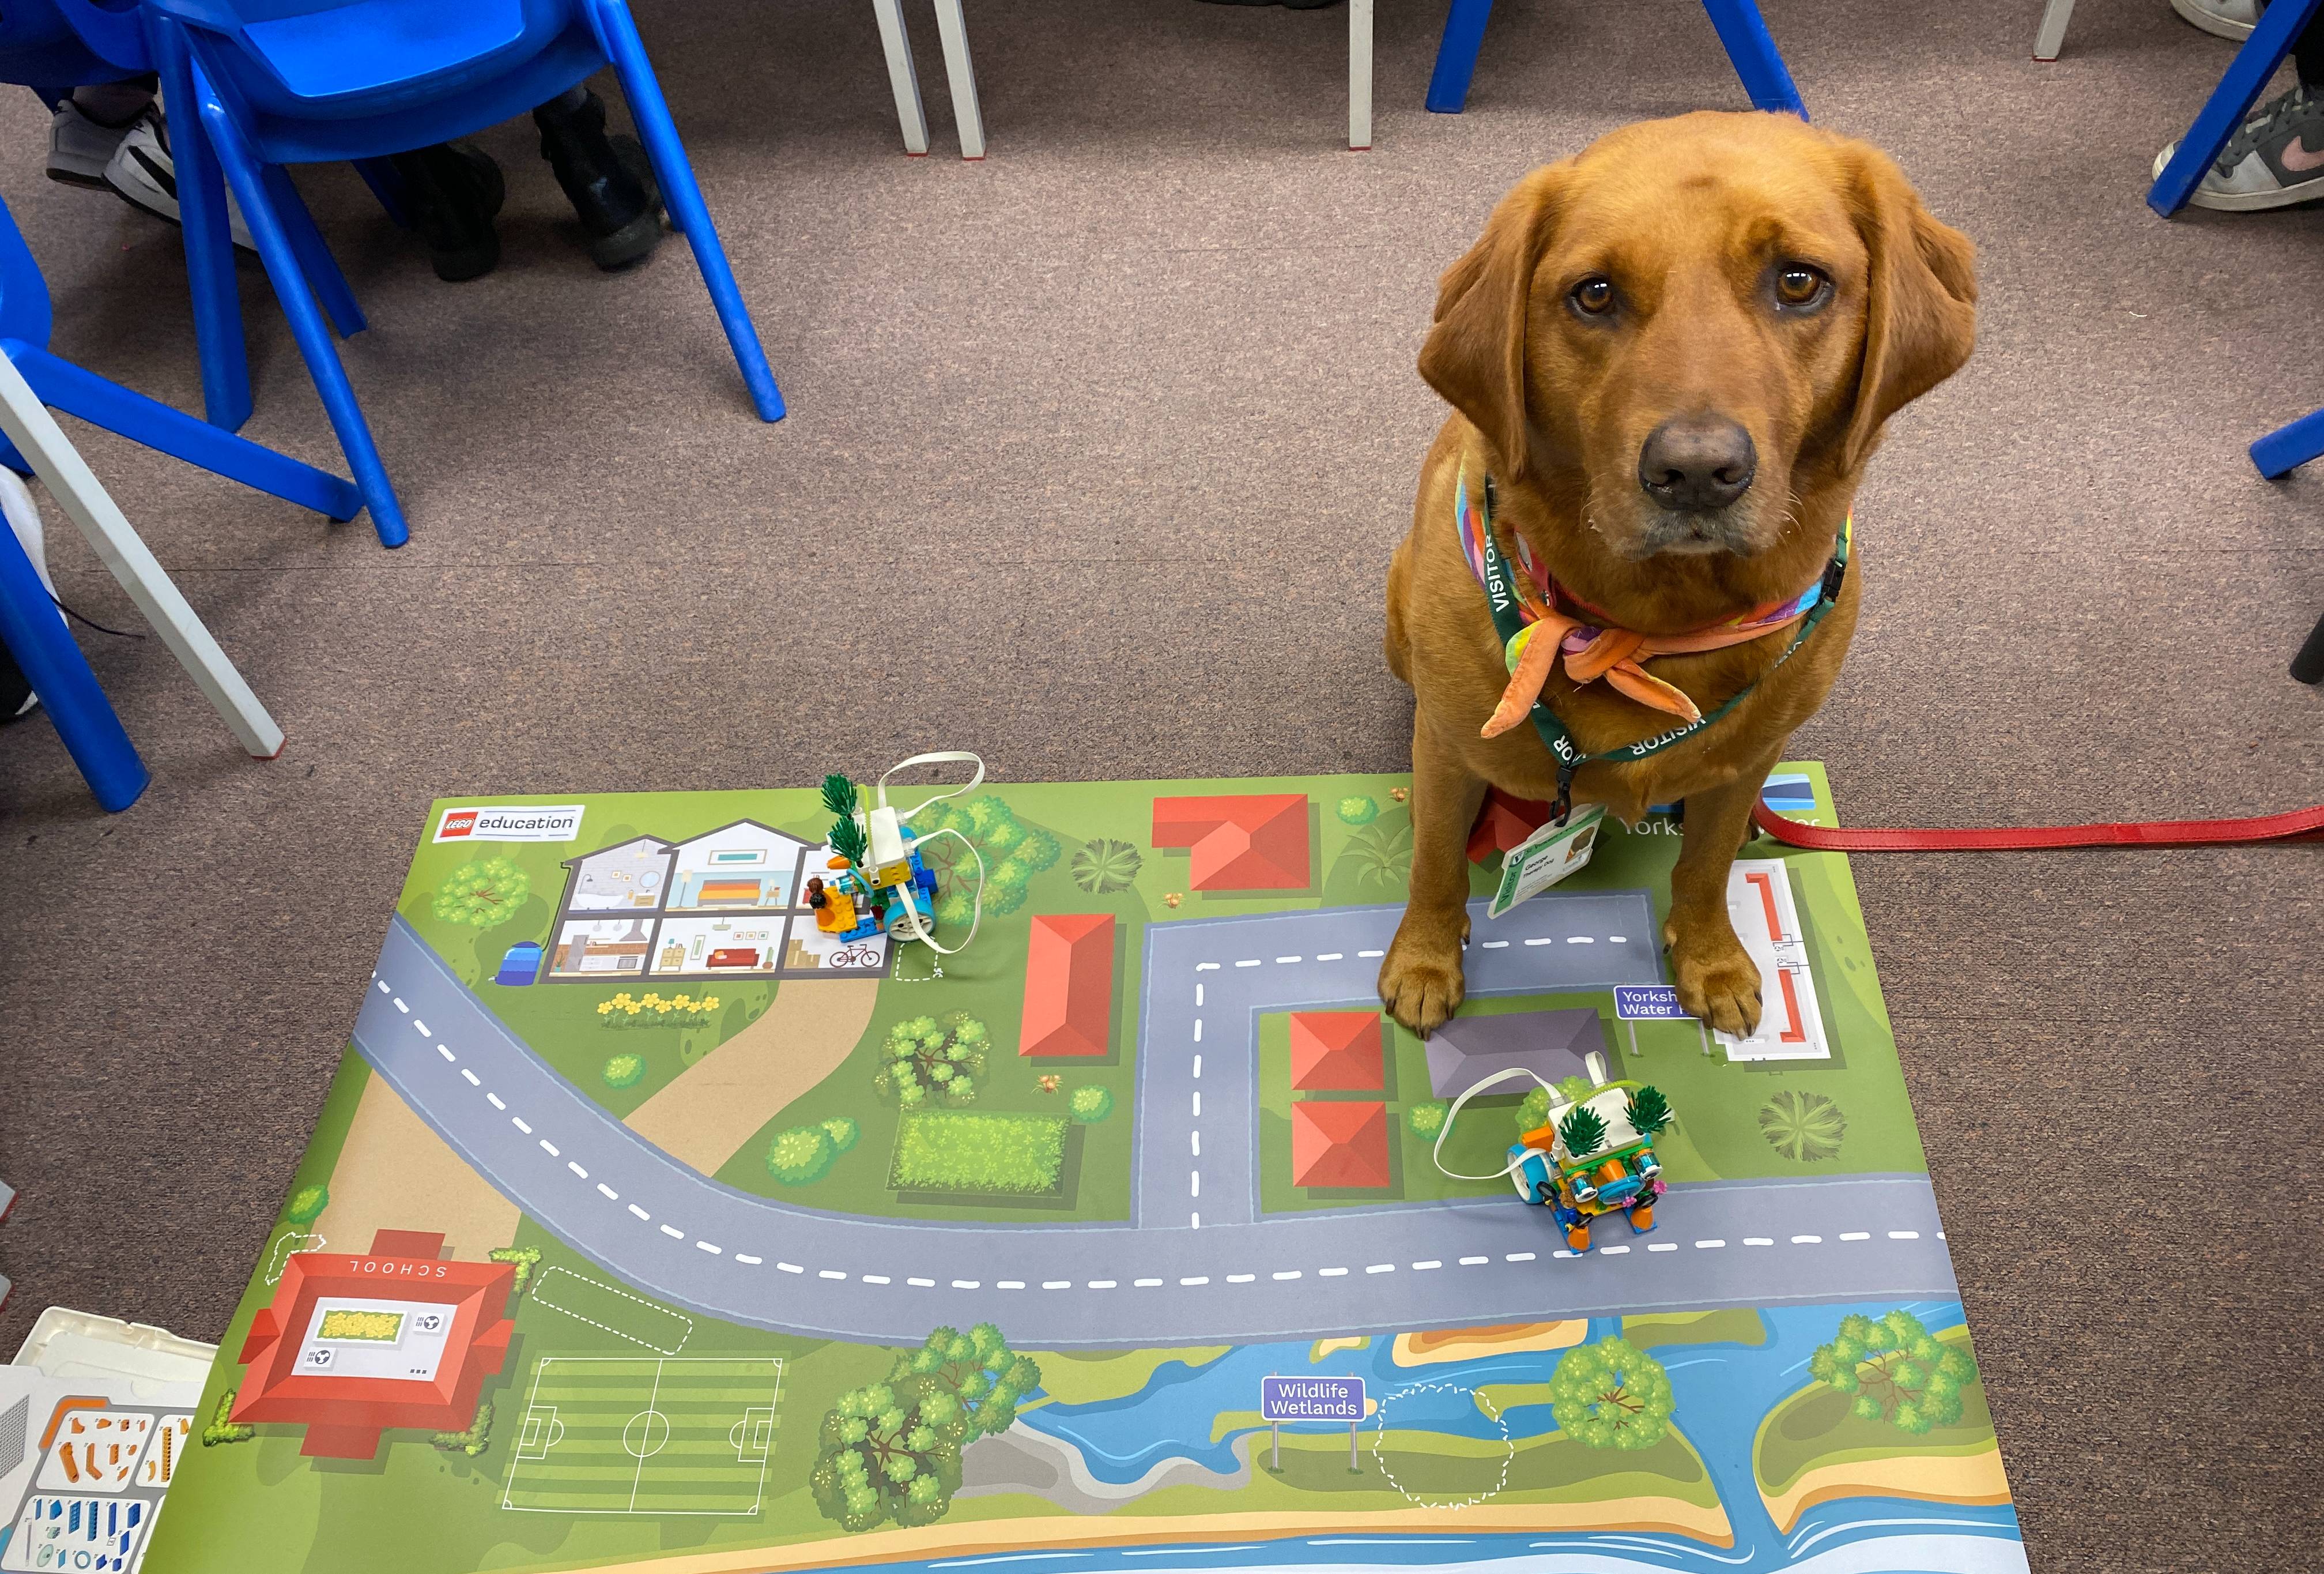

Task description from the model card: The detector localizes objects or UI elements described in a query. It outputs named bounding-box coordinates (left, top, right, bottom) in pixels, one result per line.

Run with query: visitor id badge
left=1488, top=803, right=1606, bottom=918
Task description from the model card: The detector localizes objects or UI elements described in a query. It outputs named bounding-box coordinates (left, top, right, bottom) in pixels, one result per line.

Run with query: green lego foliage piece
left=829, top=812, right=868, bottom=869
left=1625, top=1086, right=1673, bottom=1138
left=821, top=774, right=859, bottom=818
left=1558, top=1105, right=1608, bottom=1158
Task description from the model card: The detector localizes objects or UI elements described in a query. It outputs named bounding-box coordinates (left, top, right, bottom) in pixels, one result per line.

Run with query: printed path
left=621, top=981, right=880, bottom=1173
left=316, top=1067, right=520, bottom=1259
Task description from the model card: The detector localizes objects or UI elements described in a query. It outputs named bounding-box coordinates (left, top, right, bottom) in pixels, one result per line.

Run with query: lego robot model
left=805, top=751, right=987, bottom=955
left=1432, top=1050, right=1676, bottom=1256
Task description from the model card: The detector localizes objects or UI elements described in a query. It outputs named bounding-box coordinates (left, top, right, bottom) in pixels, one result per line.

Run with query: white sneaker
left=2153, top=82, right=2324, bottom=210
left=48, top=100, right=140, bottom=189
left=2171, top=0, right=2258, bottom=40
left=105, top=111, right=256, bottom=252
left=0, top=469, right=65, bottom=720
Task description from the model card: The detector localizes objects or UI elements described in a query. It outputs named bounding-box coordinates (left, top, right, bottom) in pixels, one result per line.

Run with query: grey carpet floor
left=1, top=1, right=2319, bottom=1567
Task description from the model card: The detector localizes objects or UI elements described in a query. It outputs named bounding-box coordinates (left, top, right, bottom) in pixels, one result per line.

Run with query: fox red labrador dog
left=1379, top=111, right=1975, bottom=1039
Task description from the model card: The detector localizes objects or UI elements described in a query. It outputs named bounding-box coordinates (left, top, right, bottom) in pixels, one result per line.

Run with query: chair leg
left=870, top=0, right=930, bottom=155
left=1348, top=0, right=1374, bottom=150
left=0, top=469, right=146, bottom=809
left=2249, top=404, right=2324, bottom=479
left=353, top=157, right=414, bottom=229
left=2149, top=0, right=2324, bottom=216
left=198, top=88, right=408, bottom=547
left=263, top=164, right=367, bottom=339
left=2293, top=610, right=2324, bottom=684
left=592, top=0, right=787, bottom=423
left=12, top=342, right=362, bottom=522
left=2032, top=0, right=2077, bottom=61
left=1426, top=0, right=1493, bottom=114
left=153, top=18, right=252, bottom=433
left=1700, top=0, right=1808, bottom=116
left=933, top=0, right=986, bottom=160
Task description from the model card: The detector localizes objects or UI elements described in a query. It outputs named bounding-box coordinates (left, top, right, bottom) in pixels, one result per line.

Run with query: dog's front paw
left=1379, top=912, right=1469, bottom=1037
left=1666, top=911, right=1763, bottom=1038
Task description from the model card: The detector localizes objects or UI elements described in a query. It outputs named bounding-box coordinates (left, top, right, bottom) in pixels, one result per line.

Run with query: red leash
left=1752, top=801, right=2324, bottom=852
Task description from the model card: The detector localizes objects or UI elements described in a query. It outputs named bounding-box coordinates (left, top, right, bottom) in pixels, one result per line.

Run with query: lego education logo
left=435, top=804, right=586, bottom=844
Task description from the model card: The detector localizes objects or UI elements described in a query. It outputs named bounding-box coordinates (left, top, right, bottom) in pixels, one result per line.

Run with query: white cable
left=1431, top=1065, right=1561, bottom=1183
left=888, top=826, right=983, bottom=956
left=880, top=750, right=986, bottom=821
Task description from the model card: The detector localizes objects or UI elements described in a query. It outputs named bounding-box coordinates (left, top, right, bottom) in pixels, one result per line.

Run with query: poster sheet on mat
left=141, top=766, right=2025, bottom=1574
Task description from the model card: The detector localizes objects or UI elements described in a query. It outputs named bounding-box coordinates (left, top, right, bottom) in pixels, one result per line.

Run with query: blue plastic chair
left=144, top=0, right=788, bottom=551
left=0, top=0, right=148, bottom=104
left=0, top=500, right=148, bottom=811
left=2147, top=0, right=2324, bottom=217
left=1425, top=0, right=1806, bottom=118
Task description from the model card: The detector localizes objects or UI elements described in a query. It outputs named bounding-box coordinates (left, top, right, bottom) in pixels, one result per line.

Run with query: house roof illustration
left=1291, top=1101, right=1390, bottom=1188
left=1021, top=913, right=1116, bottom=1057
left=1425, top=1007, right=1608, bottom=1099
left=668, top=819, right=810, bottom=866
left=1467, top=788, right=1554, bottom=864
left=232, top=1230, right=515, bottom=1460
left=1151, top=793, right=1309, bottom=891
left=563, top=834, right=673, bottom=870
left=1289, top=1011, right=1384, bottom=1091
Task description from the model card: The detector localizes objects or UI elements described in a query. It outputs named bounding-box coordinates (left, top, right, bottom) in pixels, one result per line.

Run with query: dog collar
left=1456, top=466, right=1850, bottom=820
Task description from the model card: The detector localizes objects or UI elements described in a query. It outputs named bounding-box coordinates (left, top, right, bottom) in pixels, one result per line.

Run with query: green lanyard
left=1474, top=475, right=1849, bottom=823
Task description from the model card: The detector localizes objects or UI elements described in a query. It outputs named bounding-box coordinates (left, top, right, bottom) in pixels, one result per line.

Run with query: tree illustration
left=1760, top=1090, right=1847, bottom=1162
left=912, top=796, right=1058, bottom=915
left=1625, top=1086, right=1673, bottom=1138
left=810, top=1324, right=1040, bottom=1532
left=874, top=1013, right=990, bottom=1108
left=432, top=856, right=531, bottom=928
left=1547, top=1336, right=1675, bottom=1449
left=1407, top=1100, right=1450, bottom=1139
left=1808, top=1309, right=1977, bottom=1434
left=1070, top=838, right=1143, bottom=895
left=1558, top=1105, right=1608, bottom=1158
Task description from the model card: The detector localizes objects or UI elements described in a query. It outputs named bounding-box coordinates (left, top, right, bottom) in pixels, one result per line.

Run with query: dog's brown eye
left=1570, top=276, right=1616, bottom=317
left=1775, top=265, right=1828, bottom=308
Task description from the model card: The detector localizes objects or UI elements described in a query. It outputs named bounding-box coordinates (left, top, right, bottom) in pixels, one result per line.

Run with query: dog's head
left=1419, top=112, right=1975, bottom=562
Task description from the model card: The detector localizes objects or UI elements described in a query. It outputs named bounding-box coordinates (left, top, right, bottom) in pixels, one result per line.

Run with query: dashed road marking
left=486, top=1094, right=506, bottom=1110
left=597, top=1183, right=618, bottom=1200
left=1357, top=949, right=1383, bottom=958
left=658, top=1224, right=684, bottom=1239
left=1042, top=1281, right=1071, bottom=1290
left=1459, top=1256, right=1489, bottom=1266
left=1134, top=1278, right=1164, bottom=1287
left=1197, top=962, right=1220, bottom=971
left=1366, top=1263, right=1394, bottom=1274
left=436, top=1044, right=456, bottom=1063
left=1744, top=1237, right=1774, bottom=1246
left=1192, top=1092, right=1201, bottom=1116
left=697, top=1241, right=723, bottom=1256
left=1235, top=959, right=1261, bottom=969
left=628, top=1204, right=651, bottom=1221
left=998, top=1280, right=1024, bottom=1289
left=1195, top=983, right=1205, bottom=1006
left=1696, top=1239, right=1726, bottom=1249
left=1481, top=940, right=1509, bottom=949
left=906, top=1276, right=933, bottom=1286
left=1191, top=1132, right=1201, bottom=1157
left=512, top=1117, right=533, bottom=1135
left=1413, top=1260, right=1442, bottom=1271
left=1192, top=1055, right=1202, bottom=1078
left=413, top=1018, right=431, bottom=1036
left=567, top=1161, right=589, bottom=1180
left=1609, top=935, right=1627, bottom=943
left=952, top=1279, right=980, bottom=1289
left=1194, top=1019, right=1203, bottom=1042
left=736, top=1254, right=763, bottom=1266
left=461, top=1069, right=480, bottom=1086
left=1181, top=1276, right=1209, bottom=1286
left=777, top=1263, right=806, bottom=1275
left=1226, top=1273, right=1255, bottom=1284
left=1600, top=1245, right=1631, bottom=1255
left=1319, top=1267, right=1348, bottom=1277
left=864, top=1273, right=891, bottom=1283
left=538, top=1139, right=560, bottom=1158
left=1273, top=1270, right=1302, bottom=1281
left=1840, top=1232, right=1870, bottom=1241
left=1316, top=952, right=1343, bottom=961
left=1276, top=955, right=1301, bottom=965
left=1792, top=1234, right=1822, bottom=1244
left=1888, top=1230, right=1920, bottom=1240
left=1565, top=937, right=1591, bottom=945
left=1523, top=937, right=1553, bottom=947
left=819, top=1269, right=845, bottom=1279
left=1647, top=1243, right=1677, bottom=1252
left=1506, top=1252, right=1535, bottom=1263
left=1190, top=1172, right=1200, bottom=1198
left=394, top=997, right=409, bottom=1013
left=1088, top=1279, right=1116, bottom=1290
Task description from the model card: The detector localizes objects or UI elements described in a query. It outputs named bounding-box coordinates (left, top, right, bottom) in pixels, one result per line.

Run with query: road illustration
left=352, top=904, right=1957, bottom=1349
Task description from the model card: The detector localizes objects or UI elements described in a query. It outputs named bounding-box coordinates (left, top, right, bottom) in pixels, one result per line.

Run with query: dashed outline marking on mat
left=529, top=1266, right=693, bottom=1355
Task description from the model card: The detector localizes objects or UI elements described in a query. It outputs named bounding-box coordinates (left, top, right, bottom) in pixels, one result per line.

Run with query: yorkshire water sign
left=1614, top=985, right=1689, bottom=1021
left=1259, top=1376, right=1365, bottom=1422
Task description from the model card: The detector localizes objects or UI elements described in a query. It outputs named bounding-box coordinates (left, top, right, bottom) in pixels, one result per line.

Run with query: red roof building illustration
left=1151, top=793, right=1310, bottom=891
left=1467, top=787, right=1555, bottom=864
left=1289, top=1011, right=1384, bottom=1091
left=1291, top=1101, right=1391, bottom=1188
left=1020, top=913, right=1116, bottom=1057
left=231, top=1229, right=516, bottom=1460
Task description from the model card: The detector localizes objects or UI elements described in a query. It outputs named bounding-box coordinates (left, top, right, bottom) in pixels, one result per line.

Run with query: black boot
left=389, top=141, right=504, bottom=283
left=533, top=88, right=662, bottom=271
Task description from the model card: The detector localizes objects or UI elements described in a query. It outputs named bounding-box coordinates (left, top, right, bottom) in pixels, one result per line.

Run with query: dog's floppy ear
left=1418, top=163, right=1568, bottom=479
left=1839, top=146, right=1977, bottom=472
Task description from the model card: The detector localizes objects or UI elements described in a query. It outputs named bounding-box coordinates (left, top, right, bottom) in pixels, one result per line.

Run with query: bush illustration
left=488, top=1245, right=543, bottom=1295
left=874, top=1013, right=990, bottom=1108
left=809, top=1323, right=1040, bottom=1533
left=432, top=856, right=531, bottom=929
left=1406, top=1100, right=1449, bottom=1139
left=430, top=1400, right=493, bottom=1456
left=1760, top=1090, right=1847, bottom=1162
left=767, top=1124, right=839, bottom=1186
left=284, top=1184, right=329, bottom=1225
left=1067, top=1086, right=1114, bottom=1125
left=1547, top=1336, right=1675, bottom=1449
left=1516, top=1075, right=1601, bottom=1137
left=1808, top=1309, right=1978, bottom=1434
left=891, top=1112, right=1067, bottom=1195
left=199, top=1390, right=254, bottom=1447
left=1070, top=838, right=1143, bottom=895
left=1336, top=796, right=1379, bottom=826
left=602, top=1053, right=645, bottom=1089
left=824, top=1115, right=861, bottom=1153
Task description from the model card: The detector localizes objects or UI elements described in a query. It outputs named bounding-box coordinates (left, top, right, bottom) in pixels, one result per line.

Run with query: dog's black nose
left=1638, top=416, right=1756, bottom=513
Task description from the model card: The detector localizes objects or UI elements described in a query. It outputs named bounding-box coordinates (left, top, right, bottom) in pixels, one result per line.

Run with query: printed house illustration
left=231, top=1230, right=515, bottom=1460
left=542, top=820, right=885, bottom=980
left=1020, top=913, right=1116, bottom=1057
left=1425, top=1007, right=1609, bottom=1099
left=1291, top=1101, right=1390, bottom=1188
left=1151, top=793, right=1310, bottom=891
left=1289, top=1011, right=1384, bottom=1091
